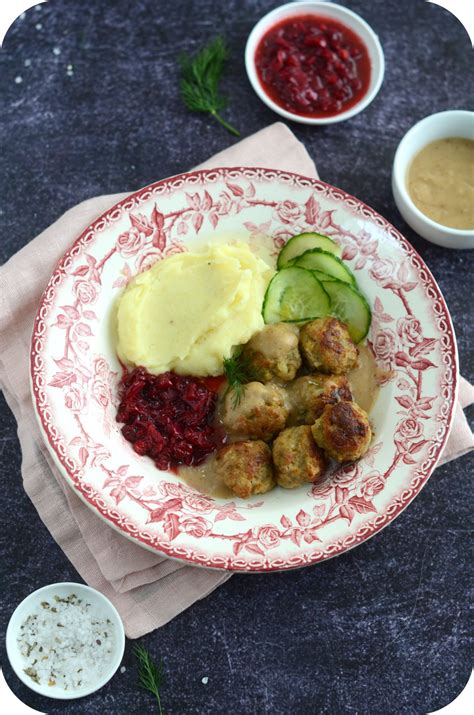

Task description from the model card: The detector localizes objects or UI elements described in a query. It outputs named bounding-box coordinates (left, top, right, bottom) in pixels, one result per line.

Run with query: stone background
left=1, top=1, right=473, bottom=713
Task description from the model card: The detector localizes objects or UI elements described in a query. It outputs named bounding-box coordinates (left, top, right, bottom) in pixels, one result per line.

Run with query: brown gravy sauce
left=178, top=454, right=233, bottom=499
left=178, top=344, right=381, bottom=498
left=347, top=344, right=380, bottom=412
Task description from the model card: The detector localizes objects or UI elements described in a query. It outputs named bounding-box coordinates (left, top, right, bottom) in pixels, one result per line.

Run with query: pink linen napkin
left=1, top=122, right=473, bottom=638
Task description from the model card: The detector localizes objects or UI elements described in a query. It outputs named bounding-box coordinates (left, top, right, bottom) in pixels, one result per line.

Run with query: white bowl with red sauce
left=245, top=1, right=384, bottom=124
left=392, top=110, right=474, bottom=250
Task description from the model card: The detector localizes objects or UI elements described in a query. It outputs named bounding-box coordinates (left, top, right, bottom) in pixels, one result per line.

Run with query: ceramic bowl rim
left=244, top=0, right=385, bottom=125
left=392, top=109, right=474, bottom=238
left=5, top=582, right=125, bottom=700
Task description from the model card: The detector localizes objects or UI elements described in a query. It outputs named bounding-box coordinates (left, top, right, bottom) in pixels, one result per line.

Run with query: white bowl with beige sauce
left=392, top=110, right=474, bottom=249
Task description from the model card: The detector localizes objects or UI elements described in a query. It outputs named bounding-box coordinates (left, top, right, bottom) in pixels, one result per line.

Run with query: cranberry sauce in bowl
left=255, top=14, right=370, bottom=118
left=245, top=2, right=384, bottom=125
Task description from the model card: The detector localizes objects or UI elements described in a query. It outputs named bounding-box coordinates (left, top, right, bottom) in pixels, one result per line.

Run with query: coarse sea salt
left=17, top=593, right=115, bottom=691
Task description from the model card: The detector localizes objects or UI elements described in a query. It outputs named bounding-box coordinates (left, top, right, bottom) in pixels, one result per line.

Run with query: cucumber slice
left=321, top=279, right=371, bottom=343
left=277, top=232, right=341, bottom=268
left=292, top=248, right=356, bottom=286
left=263, top=267, right=330, bottom=324
left=312, top=270, right=337, bottom=282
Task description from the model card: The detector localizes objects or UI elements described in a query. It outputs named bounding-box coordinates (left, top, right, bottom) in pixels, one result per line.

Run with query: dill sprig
left=179, top=36, right=240, bottom=136
left=223, top=350, right=260, bottom=408
left=134, top=644, right=165, bottom=714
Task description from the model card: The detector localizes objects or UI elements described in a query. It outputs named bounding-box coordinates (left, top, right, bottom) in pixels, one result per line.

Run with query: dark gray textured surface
left=1, top=1, right=473, bottom=713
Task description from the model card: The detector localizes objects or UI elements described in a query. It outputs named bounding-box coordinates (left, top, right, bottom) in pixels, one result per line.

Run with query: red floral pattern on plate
left=30, top=168, right=458, bottom=571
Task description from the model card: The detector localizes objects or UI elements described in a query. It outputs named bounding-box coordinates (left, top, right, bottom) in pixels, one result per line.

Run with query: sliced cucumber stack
left=322, top=279, right=372, bottom=343
left=290, top=248, right=356, bottom=286
left=262, top=267, right=330, bottom=324
left=277, top=232, right=341, bottom=268
left=262, top=229, right=372, bottom=343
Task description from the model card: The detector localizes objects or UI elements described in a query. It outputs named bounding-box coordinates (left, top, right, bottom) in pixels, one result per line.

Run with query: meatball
left=311, top=401, right=372, bottom=462
left=287, top=373, right=353, bottom=426
left=300, top=317, right=358, bottom=374
left=215, top=440, right=275, bottom=498
left=221, top=381, right=289, bottom=441
left=273, top=425, right=326, bottom=489
left=242, top=323, right=301, bottom=382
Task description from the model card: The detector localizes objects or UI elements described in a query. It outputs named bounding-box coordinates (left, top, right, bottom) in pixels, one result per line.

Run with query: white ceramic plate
left=30, top=168, right=457, bottom=571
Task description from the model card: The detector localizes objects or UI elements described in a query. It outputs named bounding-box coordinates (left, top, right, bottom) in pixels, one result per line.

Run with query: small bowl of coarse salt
left=6, top=582, right=125, bottom=699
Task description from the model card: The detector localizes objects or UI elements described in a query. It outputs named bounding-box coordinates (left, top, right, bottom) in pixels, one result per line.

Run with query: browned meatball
left=241, top=323, right=301, bottom=382
left=215, top=440, right=275, bottom=498
left=311, top=401, right=372, bottom=462
left=272, top=425, right=326, bottom=489
left=221, top=381, right=289, bottom=441
left=300, top=317, right=358, bottom=374
left=287, top=373, right=353, bottom=426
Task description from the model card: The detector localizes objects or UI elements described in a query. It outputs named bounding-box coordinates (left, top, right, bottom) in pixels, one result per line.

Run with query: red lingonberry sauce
left=116, top=367, right=225, bottom=470
left=255, top=15, right=371, bottom=118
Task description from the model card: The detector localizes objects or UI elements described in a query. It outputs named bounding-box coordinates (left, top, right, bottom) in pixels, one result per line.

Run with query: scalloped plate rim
left=29, top=166, right=459, bottom=572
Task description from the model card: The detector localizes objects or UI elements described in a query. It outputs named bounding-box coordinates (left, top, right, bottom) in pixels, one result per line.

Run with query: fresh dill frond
left=223, top=350, right=261, bottom=409
left=179, top=36, right=240, bottom=136
left=223, top=354, right=247, bottom=408
left=134, top=644, right=165, bottom=714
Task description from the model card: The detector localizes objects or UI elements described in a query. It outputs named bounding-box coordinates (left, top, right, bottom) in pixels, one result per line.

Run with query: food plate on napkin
left=30, top=167, right=458, bottom=571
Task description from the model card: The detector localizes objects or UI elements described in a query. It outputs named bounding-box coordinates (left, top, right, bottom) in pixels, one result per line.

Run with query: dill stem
left=141, top=673, right=164, bottom=714
left=211, top=110, right=240, bottom=136
left=155, top=689, right=163, bottom=715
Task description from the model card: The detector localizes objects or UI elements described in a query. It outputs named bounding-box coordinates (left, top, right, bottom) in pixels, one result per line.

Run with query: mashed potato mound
left=116, top=243, right=272, bottom=376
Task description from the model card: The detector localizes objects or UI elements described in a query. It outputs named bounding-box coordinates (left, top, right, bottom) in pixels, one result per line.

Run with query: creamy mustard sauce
left=177, top=344, right=381, bottom=498
left=407, top=138, right=474, bottom=230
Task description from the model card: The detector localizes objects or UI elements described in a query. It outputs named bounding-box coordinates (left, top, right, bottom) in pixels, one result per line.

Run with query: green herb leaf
left=223, top=349, right=261, bottom=409
left=180, top=36, right=240, bottom=136
left=134, top=644, right=165, bottom=714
